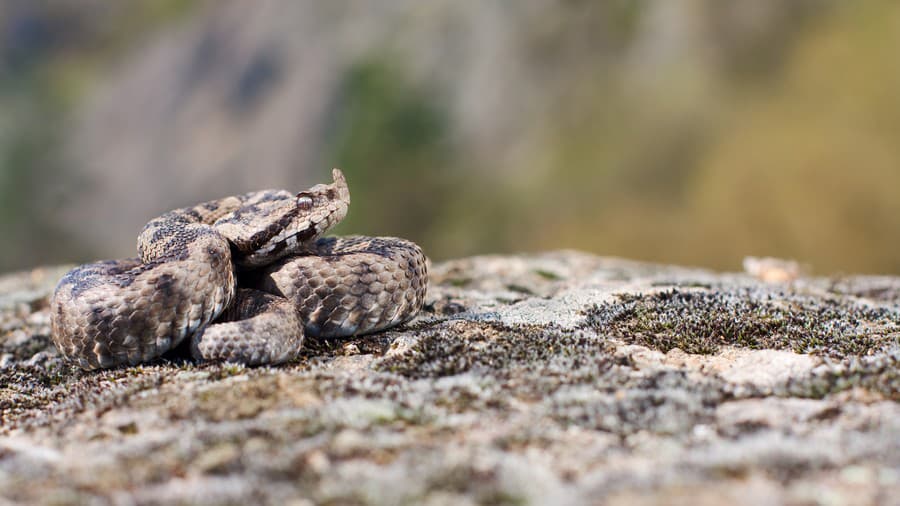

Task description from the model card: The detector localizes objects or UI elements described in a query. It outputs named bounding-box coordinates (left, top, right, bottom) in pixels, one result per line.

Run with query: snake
left=50, top=169, right=428, bottom=370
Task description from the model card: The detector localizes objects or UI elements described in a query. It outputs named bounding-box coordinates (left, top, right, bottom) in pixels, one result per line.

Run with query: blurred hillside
left=2, top=0, right=899, bottom=274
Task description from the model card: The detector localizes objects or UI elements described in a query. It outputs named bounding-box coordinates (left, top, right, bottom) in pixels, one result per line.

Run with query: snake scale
left=50, top=169, right=427, bottom=370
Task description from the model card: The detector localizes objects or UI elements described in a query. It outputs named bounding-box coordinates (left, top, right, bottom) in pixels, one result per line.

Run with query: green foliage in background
left=325, top=57, right=456, bottom=240
left=0, top=62, right=71, bottom=268
left=2, top=1, right=900, bottom=274
left=689, top=1, right=900, bottom=273
left=340, top=0, right=900, bottom=274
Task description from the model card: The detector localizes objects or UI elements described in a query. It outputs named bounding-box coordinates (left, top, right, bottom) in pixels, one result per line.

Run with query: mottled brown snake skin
left=50, top=169, right=427, bottom=369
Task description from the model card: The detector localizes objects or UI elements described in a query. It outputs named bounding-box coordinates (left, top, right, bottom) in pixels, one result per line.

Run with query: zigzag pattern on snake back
left=50, top=169, right=428, bottom=370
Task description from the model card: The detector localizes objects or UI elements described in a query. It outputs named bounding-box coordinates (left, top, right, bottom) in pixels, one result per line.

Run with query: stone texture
left=1, top=252, right=898, bottom=505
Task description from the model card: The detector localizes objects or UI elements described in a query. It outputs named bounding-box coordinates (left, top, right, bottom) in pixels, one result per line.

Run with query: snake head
left=217, top=169, right=351, bottom=267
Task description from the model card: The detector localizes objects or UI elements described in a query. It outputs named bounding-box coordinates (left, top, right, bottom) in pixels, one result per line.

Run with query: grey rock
left=1, top=252, right=898, bottom=505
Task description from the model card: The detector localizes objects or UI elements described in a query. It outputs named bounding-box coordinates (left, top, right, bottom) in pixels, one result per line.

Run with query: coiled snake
left=50, top=169, right=427, bottom=369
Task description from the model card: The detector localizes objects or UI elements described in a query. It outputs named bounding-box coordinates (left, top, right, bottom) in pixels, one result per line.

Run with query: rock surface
left=1, top=252, right=898, bottom=505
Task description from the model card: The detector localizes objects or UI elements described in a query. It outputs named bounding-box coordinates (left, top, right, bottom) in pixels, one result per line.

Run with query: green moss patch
left=376, top=321, right=616, bottom=380
left=587, top=288, right=900, bottom=358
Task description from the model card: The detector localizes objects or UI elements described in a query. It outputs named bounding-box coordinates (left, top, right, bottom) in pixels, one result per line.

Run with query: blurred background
left=1, top=0, right=899, bottom=275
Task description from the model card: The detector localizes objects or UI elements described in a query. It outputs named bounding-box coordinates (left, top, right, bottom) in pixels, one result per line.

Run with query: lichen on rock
left=1, top=252, right=898, bottom=505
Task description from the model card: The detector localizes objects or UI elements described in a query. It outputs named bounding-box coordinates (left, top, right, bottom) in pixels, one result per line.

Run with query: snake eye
left=296, top=193, right=313, bottom=211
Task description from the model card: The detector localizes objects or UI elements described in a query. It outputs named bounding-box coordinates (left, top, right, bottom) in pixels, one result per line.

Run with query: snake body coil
left=50, top=170, right=427, bottom=369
